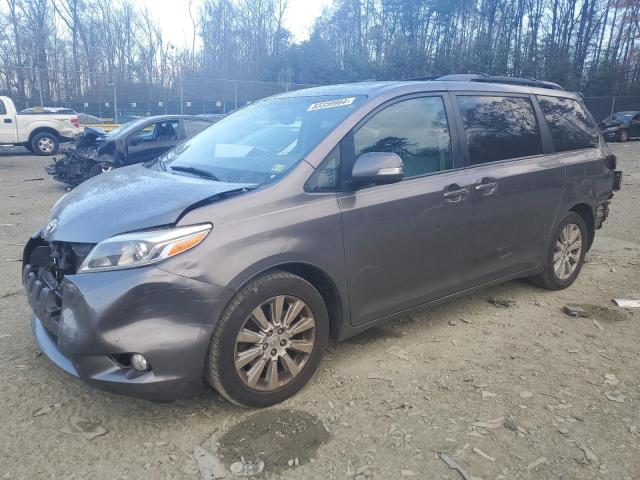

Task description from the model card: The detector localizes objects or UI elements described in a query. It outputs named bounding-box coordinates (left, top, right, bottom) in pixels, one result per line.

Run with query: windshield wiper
left=169, top=165, right=222, bottom=181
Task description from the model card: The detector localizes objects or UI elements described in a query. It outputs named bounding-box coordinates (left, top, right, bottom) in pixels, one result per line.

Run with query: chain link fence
left=0, top=66, right=316, bottom=121
left=584, top=96, right=640, bottom=121
left=2, top=65, right=637, bottom=124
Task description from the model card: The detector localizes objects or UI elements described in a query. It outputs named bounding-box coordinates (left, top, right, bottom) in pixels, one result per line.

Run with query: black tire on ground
left=529, top=212, right=588, bottom=290
left=206, top=270, right=329, bottom=408
left=619, top=129, right=629, bottom=142
left=24, top=143, right=34, bottom=153
left=30, top=132, right=59, bottom=155
left=87, top=163, right=103, bottom=179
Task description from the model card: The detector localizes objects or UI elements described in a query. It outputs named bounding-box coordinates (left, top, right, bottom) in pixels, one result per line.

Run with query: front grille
left=48, top=241, right=93, bottom=280
left=23, top=237, right=95, bottom=332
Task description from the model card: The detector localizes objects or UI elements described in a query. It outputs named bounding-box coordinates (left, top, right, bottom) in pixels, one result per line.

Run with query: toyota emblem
left=43, top=217, right=58, bottom=238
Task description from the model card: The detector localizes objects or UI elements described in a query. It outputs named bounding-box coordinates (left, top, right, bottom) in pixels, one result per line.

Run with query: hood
left=74, top=127, right=107, bottom=149
left=44, top=164, right=252, bottom=243
left=84, top=126, right=107, bottom=137
left=599, top=120, right=622, bottom=129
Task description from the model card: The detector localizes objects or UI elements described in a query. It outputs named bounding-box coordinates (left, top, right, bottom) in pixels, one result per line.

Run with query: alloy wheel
left=37, top=137, right=55, bottom=153
left=234, top=295, right=316, bottom=391
left=553, top=224, right=582, bottom=280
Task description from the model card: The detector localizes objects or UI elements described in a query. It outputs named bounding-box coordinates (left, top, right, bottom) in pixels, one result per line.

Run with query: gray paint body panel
left=23, top=79, right=617, bottom=401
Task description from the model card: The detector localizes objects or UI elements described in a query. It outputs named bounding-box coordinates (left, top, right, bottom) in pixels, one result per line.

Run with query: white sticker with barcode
left=307, top=97, right=356, bottom=111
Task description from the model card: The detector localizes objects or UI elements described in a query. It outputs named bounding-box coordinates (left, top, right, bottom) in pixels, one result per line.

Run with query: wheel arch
left=231, top=262, right=345, bottom=340
left=569, top=203, right=595, bottom=250
left=28, top=127, right=60, bottom=144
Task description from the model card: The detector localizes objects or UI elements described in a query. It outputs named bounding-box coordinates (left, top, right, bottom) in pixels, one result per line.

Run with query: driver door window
left=353, top=96, right=453, bottom=179
left=126, top=120, right=180, bottom=164
left=632, top=114, right=640, bottom=137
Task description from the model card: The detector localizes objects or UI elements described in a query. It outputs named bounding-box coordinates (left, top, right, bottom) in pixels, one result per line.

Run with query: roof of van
left=279, top=77, right=575, bottom=100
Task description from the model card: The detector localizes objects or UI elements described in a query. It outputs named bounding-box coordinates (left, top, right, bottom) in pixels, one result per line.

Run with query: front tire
left=206, top=270, right=329, bottom=407
left=619, top=129, right=629, bottom=142
left=31, top=132, right=59, bottom=155
left=530, top=212, right=588, bottom=290
left=87, top=162, right=113, bottom=180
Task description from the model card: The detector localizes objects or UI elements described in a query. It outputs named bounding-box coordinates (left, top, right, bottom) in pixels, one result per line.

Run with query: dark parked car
left=23, top=75, right=621, bottom=406
left=599, top=111, right=640, bottom=142
left=45, top=115, right=214, bottom=185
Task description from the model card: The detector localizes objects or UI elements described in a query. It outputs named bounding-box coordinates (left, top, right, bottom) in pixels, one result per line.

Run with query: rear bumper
left=24, top=264, right=235, bottom=402
left=613, top=170, right=622, bottom=191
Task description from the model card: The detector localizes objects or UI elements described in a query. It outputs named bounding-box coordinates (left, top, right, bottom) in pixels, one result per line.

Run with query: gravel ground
left=0, top=143, right=638, bottom=480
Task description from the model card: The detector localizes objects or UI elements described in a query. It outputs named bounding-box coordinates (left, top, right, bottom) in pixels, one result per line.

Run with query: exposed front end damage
left=45, top=127, right=110, bottom=186
left=22, top=233, right=234, bottom=401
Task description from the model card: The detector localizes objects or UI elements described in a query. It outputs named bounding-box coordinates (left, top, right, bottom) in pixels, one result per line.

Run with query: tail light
left=71, top=117, right=80, bottom=128
left=605, top=153, right=617, bottom=170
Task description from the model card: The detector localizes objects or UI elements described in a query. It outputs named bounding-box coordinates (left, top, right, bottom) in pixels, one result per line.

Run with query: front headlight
left=79, top=223, right=212, bottom=273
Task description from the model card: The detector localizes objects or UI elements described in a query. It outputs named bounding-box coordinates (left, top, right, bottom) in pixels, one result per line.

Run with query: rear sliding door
left=451, top=93, right=565, bottom=285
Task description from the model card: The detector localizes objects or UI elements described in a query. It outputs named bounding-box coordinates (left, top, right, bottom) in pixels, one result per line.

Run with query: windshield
left=106, top=118, right=150, bottom=138
left=606, top=112, right=633, bottom=122
left=158, top=95, right=364, bottom=184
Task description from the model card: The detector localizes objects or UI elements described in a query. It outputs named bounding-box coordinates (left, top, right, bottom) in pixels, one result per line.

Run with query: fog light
left=130, top=353, right=150, bottom=371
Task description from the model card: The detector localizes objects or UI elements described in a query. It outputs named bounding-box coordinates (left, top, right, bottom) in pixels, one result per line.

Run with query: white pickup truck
left=0, top=96, right=82, bottom=155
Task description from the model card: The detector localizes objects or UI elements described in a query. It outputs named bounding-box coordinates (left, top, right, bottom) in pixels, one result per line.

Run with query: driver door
left=126, top=120, right=181, bottom=165
left=0, top=99, right=17, bottom=144
left=338, top=94, right=473, bottom=326
left=631, top=114, right=640, bottom=138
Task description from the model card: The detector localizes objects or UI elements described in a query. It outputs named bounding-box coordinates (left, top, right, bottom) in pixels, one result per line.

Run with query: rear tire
left=24, top=143, right=34, bottom=153
left=206, top=270, right=329, bottom=407
left=619, top=129, right=629, bottom=142
left=529, top=212, right=588, bottom=290
left=31, top=132, right=59, bottom=155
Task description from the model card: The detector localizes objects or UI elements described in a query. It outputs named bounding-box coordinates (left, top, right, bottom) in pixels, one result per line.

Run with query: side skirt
left=337, top=266, right=541, bottom=341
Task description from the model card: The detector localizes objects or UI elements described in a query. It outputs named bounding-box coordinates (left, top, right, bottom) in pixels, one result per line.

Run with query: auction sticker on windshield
left=307, top=97, right=356, bottom=111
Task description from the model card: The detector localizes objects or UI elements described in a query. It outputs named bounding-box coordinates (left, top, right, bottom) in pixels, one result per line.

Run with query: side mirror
left=351, top=152, right=404, bottom=187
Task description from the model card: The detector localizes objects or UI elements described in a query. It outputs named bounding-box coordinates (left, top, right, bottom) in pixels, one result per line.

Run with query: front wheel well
left=569, top=203, right=595, bottom=250
left=263, top=263, right=343, bottom=340
left=28, top=127, right=60, bottom=144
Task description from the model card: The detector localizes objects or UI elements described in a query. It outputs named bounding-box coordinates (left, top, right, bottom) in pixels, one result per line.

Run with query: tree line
left=0, top=0, right=638, bottom=106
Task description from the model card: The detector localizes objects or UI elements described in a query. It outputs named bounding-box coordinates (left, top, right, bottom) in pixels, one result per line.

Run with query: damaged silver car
left=45, top=115, right=214, bottom=186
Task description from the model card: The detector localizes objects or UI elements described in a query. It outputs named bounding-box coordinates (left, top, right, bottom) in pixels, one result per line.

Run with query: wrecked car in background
left=599, top=111, right=640, bottom=142
left=45, top=115, right=214, bottom=186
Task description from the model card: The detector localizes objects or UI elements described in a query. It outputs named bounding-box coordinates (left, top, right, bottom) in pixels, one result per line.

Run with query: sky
left=135, top=0, right=332, bottom=49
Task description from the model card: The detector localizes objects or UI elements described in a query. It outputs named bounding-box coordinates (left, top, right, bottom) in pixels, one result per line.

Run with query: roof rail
left=436, top=73, right=564, bottom=91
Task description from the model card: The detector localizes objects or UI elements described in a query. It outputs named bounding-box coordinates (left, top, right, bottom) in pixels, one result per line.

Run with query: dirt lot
left=0, top=143, right=638, bottom=480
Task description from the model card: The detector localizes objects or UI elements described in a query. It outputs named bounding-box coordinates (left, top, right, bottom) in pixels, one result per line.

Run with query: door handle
left=3, top=118, right=11, bottom=124
left=443, top=186, right=470, bottom=202
left=474, top=181, right=498, bottom=195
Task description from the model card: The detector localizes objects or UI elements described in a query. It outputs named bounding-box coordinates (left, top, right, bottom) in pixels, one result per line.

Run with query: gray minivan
left=23, top=75, right=622, bottom=406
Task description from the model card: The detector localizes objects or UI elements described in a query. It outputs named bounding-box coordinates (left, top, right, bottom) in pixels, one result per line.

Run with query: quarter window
left=353, top=96, right=453, bottom=178
left=0, top=100, right=6, bottom=115
left=306, top=145, right=340, bottom=192
left=457, top=95, right=543, bottom=164
left=538, top=96, right=599, bottom=152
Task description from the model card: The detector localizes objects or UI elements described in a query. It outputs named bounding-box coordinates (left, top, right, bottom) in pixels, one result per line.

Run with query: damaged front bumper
left=23, top=238, right=234, bottom=401
left=45, top=149, right=96, bottom=186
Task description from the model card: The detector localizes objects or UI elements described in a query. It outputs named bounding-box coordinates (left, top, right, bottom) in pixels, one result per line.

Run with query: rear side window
left=183, top=119, right=212, bottom=137
left=0, top=100, right=6, bottom=115
left=353, top=96, right=452, bottom=178
left=457, top=95, right=543, bottom=165
left=538, top=96, right=599, bottom=152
